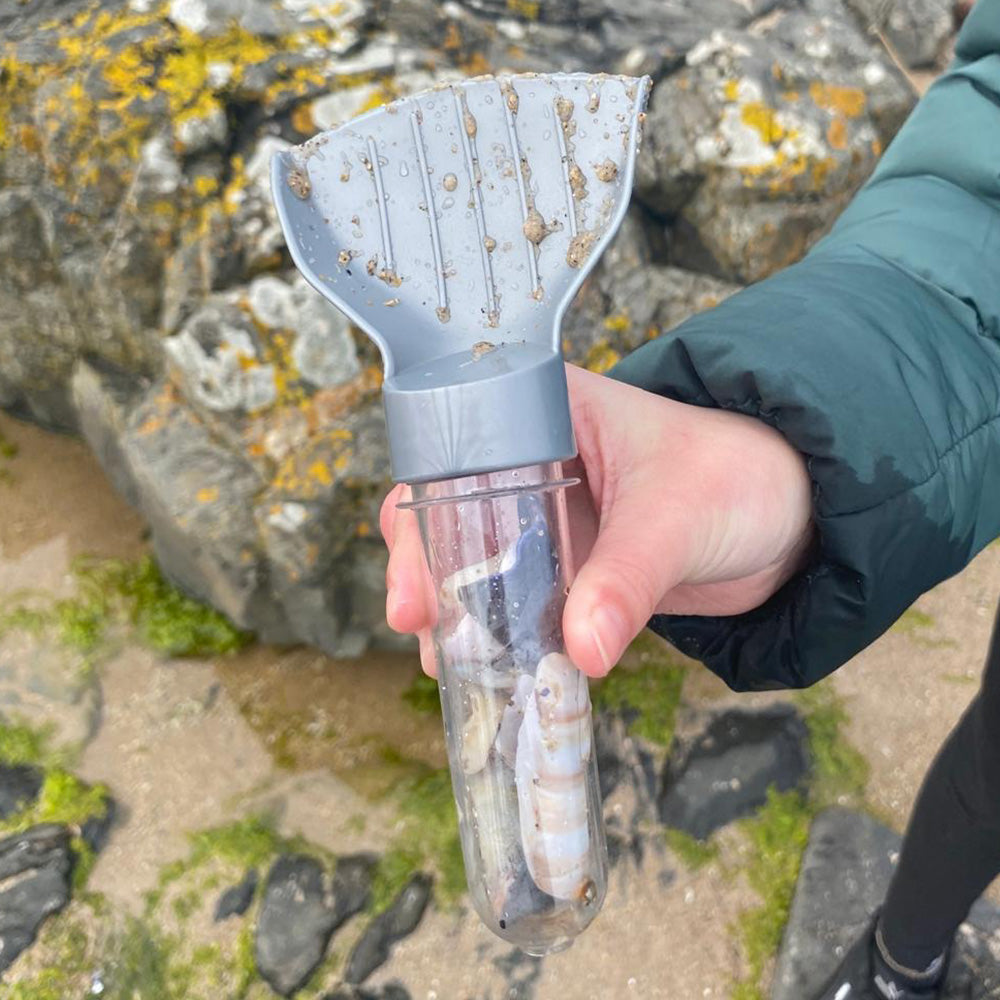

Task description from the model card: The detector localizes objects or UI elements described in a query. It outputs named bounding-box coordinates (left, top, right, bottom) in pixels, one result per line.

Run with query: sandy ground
left=1, top=408, right=997, bottom=998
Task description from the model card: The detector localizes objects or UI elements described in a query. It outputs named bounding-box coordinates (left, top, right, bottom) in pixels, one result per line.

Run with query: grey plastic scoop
left=271, top=72, right=650, bottom=484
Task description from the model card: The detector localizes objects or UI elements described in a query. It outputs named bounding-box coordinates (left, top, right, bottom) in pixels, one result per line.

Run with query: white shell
left=514, top=652, right=593, bottom=900
left=496, top=672, right=535, bottom=769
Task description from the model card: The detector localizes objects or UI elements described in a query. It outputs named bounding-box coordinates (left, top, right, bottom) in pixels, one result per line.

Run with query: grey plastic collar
left=383, top=342, right=574, bottom=484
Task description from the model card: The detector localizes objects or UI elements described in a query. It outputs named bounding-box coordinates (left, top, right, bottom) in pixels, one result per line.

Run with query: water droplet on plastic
left=543, top=130, right=551, bottom=140
left=442, top=196, right=455, bottom=209
left=399, top=162, right=409, bottom=176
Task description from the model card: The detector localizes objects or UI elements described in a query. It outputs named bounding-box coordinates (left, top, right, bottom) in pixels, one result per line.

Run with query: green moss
left=731, top=681, right=869, bottom=998
left=591, top=632, right=686, bottom=746
left=388, top=768, right=464, bottom=906
left=0, top=431, right=17, bottom=460
left=370, top=845, right=423, bottom=914
left=101, top=917, right=174, bottom=1000
left=6, top=910, right=92, bottom=1000
left=0, top=556, right=251, bottom=660
left=733, top=789, right=813, bottom=1000
left=401, top=672, right=441, bottom=716
left=0, top=717, right=60, bottom=767
left=0, top=767, right=111, bottom=888
left=797, top=684, right=869, bottom=808
left=893, top=607, right=935, bottom=634
left=663, top=829, right=719, bottom=871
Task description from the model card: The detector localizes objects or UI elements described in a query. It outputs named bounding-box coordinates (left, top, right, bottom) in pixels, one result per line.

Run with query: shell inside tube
left=412, top=465, right=608, bottom=953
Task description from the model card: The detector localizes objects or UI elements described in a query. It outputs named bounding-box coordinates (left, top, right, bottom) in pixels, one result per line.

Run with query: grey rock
left=0, top=764, right=44, bottom=822
left=636, top=13, right=914, bottom=281
left=847, top=0, right=955, bottom=69
left=344, top=874, right=433, bottom=984
left=255, top=855, right=341, bottom=997
left=331, top=853, right=376, bottom=924
left=0, top=824, right=73, bottom=973
left=325, top=982, right=412, bottom=1000
left=80, top=794, right=116, bottom=855
left=214, top=868, right=259, bottom=921
left=773, top=808, right=1000, bottom=1000
left=659, top=705, right=811, bottom=839
left=0, top=636, right=103, bottom=752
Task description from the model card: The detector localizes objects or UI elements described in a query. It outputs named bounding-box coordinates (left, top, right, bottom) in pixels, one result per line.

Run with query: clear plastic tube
left=404, top=462, right=607, bottom=955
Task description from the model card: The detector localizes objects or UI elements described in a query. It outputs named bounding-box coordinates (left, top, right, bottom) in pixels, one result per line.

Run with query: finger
left=418, top=628, right=437, bottom=677
left=563, top=473, right=691, bottom=677
left=386, top=502, right=436, bottom=633
left=380, top=483, right=407, bottom=550
left=560, top=371, right=696, bottom=676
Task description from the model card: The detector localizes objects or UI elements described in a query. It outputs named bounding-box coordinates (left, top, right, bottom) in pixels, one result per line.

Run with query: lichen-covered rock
left=636, top=13, right=914, bottom=281
left=2, top=0, right=952, bottom=656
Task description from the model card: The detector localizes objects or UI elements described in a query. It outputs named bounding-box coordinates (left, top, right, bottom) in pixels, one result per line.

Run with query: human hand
left=380, top=364, right=814, bottom=678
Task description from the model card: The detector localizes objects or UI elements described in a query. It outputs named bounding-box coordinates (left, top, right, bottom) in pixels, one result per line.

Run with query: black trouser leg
left=879, top=600, right=1000, bottom=970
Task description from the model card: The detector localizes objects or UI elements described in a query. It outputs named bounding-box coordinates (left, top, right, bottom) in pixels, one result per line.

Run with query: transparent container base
left=405, top=463, right=608, bottom=954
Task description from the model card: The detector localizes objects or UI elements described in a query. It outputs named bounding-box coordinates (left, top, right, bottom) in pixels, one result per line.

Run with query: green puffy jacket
left=611, top=0, right=1000, bottom=691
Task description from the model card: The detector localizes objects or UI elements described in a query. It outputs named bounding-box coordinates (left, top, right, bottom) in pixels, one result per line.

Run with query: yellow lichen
left=506, top=0, right=540, bottom=18
left=196, top=487, right=220, bottom=503
left=809, top=82, right=866, bottom=118
left=583, top=339, right=622, bottom=374
left=741, top=102, right=786, bottom=145
left=308, top=461, right=333, bottom=486
left=603, top=312, right=631, bottom=334
left=723, top=79, right=740, bottom=102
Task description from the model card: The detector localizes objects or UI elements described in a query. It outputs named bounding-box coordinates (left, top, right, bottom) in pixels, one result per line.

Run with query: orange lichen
left=809, top=82, right=866, bottom=118
left=826, top=117, right=848, bottom=151
left=443, top=21, right=462, bottom=51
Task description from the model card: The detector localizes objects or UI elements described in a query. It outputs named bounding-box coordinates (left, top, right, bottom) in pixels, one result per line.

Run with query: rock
left=659, top=705, right=810, bottom=839
left=214, top=868, right=259, bottom=921
left=0, top=763, right=44, bottom=822
left=331, top=853, right=376, bottom=924
left=0, top=637, right=103, bottom=751
left=325, top=983, right=412, bottom=1000
left=80, top=794, right=116, bottom=855
left=344, top=874, right=433, bottom=985
left=74, top=335, right=391, bottom=656
left=847, top=0, right=955, bottom=69
left=254, top=855, right=341, bottom=997
left=0, top=824, right=74, bottom=973
left=636, top=13, right=914, bottom=281
left=773, top=808, right=1000, bottom=1000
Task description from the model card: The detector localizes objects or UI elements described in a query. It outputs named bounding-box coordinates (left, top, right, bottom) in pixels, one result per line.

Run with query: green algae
left=663, top=829, right=720, bottom=871
left=731, top=682, right=870, bottom=999
left=401, top=672, right=441, bottom=716
left=591, top=631, right=686, bottom=746
left=0, top=556, right=251, bottom=660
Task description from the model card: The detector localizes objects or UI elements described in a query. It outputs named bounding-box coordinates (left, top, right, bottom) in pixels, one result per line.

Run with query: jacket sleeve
left=609, top=0, right=1000, bottom=691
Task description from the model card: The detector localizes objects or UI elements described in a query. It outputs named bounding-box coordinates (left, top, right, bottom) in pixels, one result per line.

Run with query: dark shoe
left=815, top=916, right=946, bottom=1000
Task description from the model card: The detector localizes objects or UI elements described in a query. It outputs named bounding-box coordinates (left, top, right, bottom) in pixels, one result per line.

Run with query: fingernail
left=418, top=630, right=436, bottom=674
left=590, top=604, right=627, bottom=673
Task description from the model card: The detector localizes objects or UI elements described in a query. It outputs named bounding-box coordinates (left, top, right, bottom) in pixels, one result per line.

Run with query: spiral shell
left=514, top=652, right=593, bottom=901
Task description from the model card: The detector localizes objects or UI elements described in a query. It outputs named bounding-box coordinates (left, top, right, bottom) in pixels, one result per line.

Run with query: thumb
left=563, top=470, right=690, bottom=678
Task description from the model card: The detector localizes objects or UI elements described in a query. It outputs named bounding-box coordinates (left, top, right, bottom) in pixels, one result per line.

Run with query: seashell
left=496, top=672, right=536, bottom=769
left=456, top=495, right=563, bottom=669
left=514, top=652, right=594, bottom=901
left=460, top=687, right=504, bottom=774
left=442, top=612, right=507, bottom=670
